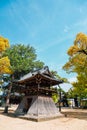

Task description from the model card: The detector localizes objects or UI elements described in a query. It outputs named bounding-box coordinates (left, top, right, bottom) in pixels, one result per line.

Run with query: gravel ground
left=0, top=106, right=87, bottom=130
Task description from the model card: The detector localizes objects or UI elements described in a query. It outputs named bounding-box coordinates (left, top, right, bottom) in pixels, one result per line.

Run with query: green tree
left=51, top=70, right=67, bottom=111
left=3, top=44, right=44, bottom=113
left=4, top=44, right=44, bottom=79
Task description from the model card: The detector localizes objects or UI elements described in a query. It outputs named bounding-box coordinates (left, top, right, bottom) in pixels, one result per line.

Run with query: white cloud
left=37, top=33, right=74, bottom=53
left=48, top=63, right=63, bottom=71
left=59, top=76, right=77, bottom=92
left=38, top=18, right=87, bottom=53
left=64, top=25, right=70, bottom=33
left=9, top=1, right=30, bottom=28
left=60, top=83, right=72, bottom=92
left=68, top=77, right=77, bottom=83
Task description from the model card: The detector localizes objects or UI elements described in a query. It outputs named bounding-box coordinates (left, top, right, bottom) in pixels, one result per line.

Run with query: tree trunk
left=4, top=83, right=12, bottom=113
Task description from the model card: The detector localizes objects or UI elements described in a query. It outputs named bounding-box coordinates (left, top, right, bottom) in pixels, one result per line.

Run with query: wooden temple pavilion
left=14, top=66, right=63, bottom=121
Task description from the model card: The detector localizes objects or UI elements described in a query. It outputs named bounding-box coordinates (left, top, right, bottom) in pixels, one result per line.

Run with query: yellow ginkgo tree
left=63, top=32, right=87, bottom=99
left=63, top=33, right=87, bottom=72
left=0, top=36, right=13, bottom=113
left=67, top=32, right=87, bottom=56
left=0, top=36, right=12, bottom=75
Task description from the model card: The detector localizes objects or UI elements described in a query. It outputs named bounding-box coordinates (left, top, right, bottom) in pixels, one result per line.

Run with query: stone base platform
left=15, top=96, right=63, bottom=121
left=17, top=113, right=63, bottom=122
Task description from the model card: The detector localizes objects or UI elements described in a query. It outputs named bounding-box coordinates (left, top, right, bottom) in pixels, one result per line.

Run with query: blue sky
left=0, top=0, right=87, bottom=91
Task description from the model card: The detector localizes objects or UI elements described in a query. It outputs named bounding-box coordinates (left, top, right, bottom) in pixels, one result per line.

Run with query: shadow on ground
left=0, top=111, right=17, bottom=118
left=1, top=108, right=87, bottom=121
left=61, top=109, right=87, bottom=121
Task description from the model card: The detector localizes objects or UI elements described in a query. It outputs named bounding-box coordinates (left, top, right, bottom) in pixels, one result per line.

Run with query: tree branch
left=78, top=50, right=87, bottom=55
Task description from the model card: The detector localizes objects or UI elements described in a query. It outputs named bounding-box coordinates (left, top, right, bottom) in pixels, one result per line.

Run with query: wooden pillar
left=58, top=85, right=61, bottom=112
left=36, top=75, right=41, bottom=96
